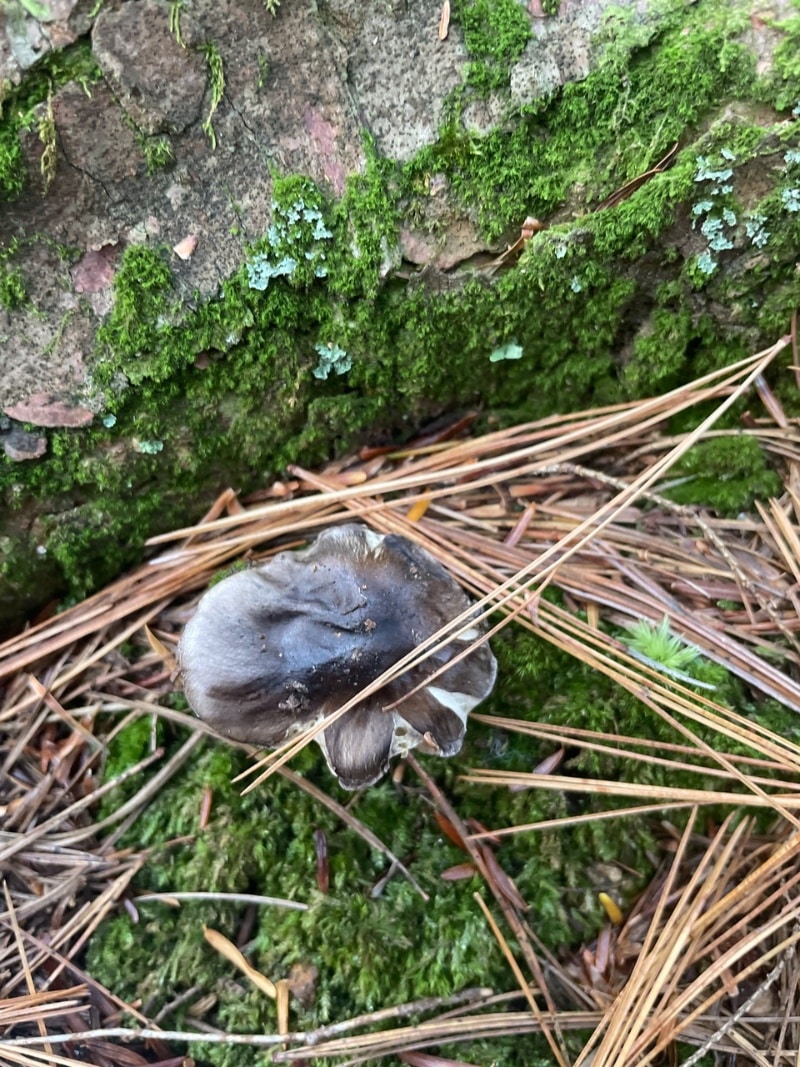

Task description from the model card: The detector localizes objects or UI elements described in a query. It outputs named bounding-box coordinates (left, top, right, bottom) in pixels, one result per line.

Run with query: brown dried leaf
left=434, top=809, right=467, bottom=850
left=441, top=862, right=478, bottom=881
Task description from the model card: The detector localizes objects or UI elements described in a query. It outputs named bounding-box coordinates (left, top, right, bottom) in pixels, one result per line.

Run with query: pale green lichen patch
left=246, top=179, right=333, bottom=290
left=313, top=342, right=351, bottom=379
left=489, top=341, right=523, bottom=363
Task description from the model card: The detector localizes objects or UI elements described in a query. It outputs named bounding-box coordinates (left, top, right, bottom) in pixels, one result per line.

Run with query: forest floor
left=2, top=327, right=800, bottom=1067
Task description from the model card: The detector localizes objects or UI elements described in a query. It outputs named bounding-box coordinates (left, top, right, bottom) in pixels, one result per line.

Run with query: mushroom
left=178, top=523, right=497, bottom=789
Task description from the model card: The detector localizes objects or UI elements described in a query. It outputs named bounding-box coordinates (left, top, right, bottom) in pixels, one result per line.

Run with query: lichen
left=312, top=342, right=351, bottom=379
left=246, top=177, right=334, bottom=289
left=489, top=341, right=524, bottom=363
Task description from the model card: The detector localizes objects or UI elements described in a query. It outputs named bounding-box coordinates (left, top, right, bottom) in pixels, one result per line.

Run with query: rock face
left=0, top=0, right=649, bottom=414
left=0, top=0, right=91, bottom=85
left=0, top=0, right=799, bottom=632
left=92, top=1, right=208, bottom=134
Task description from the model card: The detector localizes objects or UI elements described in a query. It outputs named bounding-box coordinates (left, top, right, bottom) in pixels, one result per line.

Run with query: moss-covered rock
left=1, top=0, right=800, bottom=632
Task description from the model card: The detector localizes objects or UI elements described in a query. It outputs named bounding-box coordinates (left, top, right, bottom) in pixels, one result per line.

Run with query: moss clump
left=408, top=1, right=752, bottom=239
left=328, top=141, right=399, bottom=299
left=0, top=263, right=26, bottom=309
left=765, top=2, right=800, bottom=112
left=3, top=0, right=800, bottom=625
left=139, top=134, right=174, bottom=174
left=623, top=300, right=716, bottom=395
left=451, top=0, right=532, bottom=94
left=2, top=129, right=793, bottom=607
left=666, top=434, right=783, bottom=513
left=200, top=41, right=225, bottom=149
left=94, top=245, right=181, bottom=387
left=87, top=739, right=546, bottom=1067
left=0, top=121, right=25, bottom=199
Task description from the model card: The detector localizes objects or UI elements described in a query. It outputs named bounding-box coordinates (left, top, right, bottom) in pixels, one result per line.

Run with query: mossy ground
left=86, top=621, right=799, bottom=1067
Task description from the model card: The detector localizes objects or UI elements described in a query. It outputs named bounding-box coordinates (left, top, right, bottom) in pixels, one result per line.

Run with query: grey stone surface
left=2, top=427, right=47, bottom=460
left=3, top=392, right=95, bottom=426
left=92, top=0, right=207, bottom=134
left=0, top=0, right=92, bottom=86
left=510, top=0, right=614, bottom=106
left=322, top=0, right=470, bottom=164
left=1, top=0, right=653, bottom=414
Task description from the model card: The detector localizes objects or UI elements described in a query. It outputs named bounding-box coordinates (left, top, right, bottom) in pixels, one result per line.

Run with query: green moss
left=3, top=0, right=799, bottom=632
left=764, top=0, right=800, bottom=111
left=41, top=491, right=170, bottom=597
left=104, top=715, right=155, bottom=780
left=0, top=121, right=24, bottom=199
left=625, top=616, right=703, bottom=673
left=139, top=134, right=174, bottom=174
left=168, top=0, right=186, bottom=48
left=4, top=140, right=634, bottom=597
left=96, top=714, right=171, bottom=819
left=85, top=621, right=789, bottom=1067
left=624, top=301, right=714, bottom=395
left=329, top=138, right=399, bottom=299
left=451, top=0, right=532, bottom=94
left=0, top=39, right=101, bottom=199
left=2, top=148, right=791, bottom=609
left=666, top=434, right=783, bottom=513
left=94, top=245, right=180, bottom=387
left=87, top=740, right=536, bottom=1066
left=0, top=263, right=26, bottom=309
left=407, top=0, right=752, bottom=239
left=37, top=91, right=56, bottom=191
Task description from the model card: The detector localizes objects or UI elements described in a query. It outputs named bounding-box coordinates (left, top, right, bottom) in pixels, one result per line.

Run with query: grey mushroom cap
left=178, top=523, right=497, bottom=789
